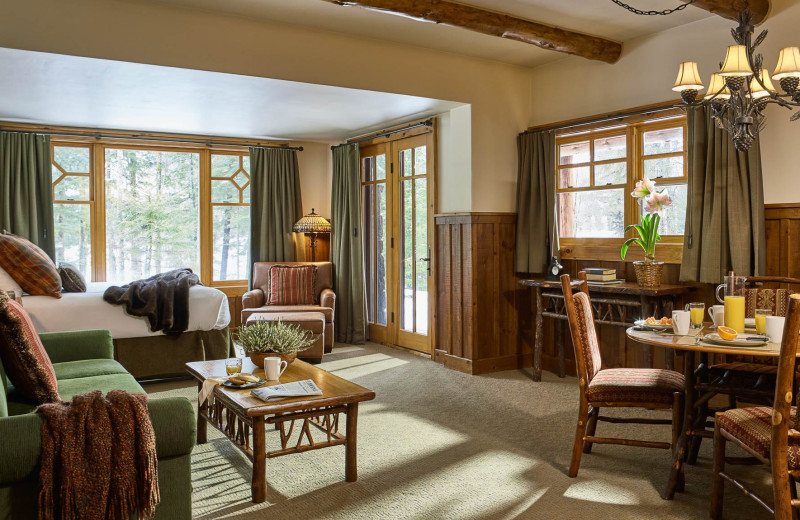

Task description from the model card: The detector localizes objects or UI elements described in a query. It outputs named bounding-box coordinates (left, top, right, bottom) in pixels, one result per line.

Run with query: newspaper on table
left=251, top=379, right=322, bottom=402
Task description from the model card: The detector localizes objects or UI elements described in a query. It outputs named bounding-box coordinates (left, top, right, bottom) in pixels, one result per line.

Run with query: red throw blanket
left=36, top=390, right=160, bottom=520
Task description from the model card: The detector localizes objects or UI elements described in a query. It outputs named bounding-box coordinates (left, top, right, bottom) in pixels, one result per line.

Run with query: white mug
left=264, top=357, right=288, bottom=381
left=672, top=310, right=691, bottom=335
left=765, top=316, right=786, bottom=344
left=708, top=305, right=725, bottom=327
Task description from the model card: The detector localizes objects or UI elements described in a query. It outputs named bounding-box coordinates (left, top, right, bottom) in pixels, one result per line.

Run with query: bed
left=23, top=282, right=232, bottom=380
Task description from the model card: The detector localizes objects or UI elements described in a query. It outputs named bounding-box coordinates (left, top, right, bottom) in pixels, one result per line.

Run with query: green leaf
left=620, top=237, right=643, bottom=259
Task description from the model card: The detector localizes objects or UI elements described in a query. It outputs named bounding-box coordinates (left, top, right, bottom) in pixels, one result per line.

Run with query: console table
left=519, top=278, right=694, bottom=381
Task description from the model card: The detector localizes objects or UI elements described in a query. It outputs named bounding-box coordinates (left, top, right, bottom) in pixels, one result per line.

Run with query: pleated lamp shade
left=293, top=209, right=331, bottom=234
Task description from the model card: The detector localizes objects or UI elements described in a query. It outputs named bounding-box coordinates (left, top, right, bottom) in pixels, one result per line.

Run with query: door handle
left=419, top=245, right=431, bottom=276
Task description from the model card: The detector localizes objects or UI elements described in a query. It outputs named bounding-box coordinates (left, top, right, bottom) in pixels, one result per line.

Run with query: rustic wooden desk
left=186, top=358, right=375, bottom=503
left=519, top=278, right=694, bottom=381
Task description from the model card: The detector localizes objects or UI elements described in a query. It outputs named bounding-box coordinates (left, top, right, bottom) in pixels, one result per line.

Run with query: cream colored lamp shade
left=719, top=45, right=753, bottom=77
left=750, top=68, right=777, bottom=99
left=773, top=47, right=800, bottom=80
left=673, top=61, right=704, bottom=91
left=704, top=73, right=731, bottom=100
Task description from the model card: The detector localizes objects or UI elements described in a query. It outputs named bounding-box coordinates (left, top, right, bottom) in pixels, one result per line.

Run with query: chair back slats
left=561, top=273, right=602, bottom=383
left=770, top=294, right=800, bottom=516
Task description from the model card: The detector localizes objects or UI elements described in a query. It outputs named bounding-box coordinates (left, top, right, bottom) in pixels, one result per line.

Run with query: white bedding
left=23, top=282, right=230, bottom=339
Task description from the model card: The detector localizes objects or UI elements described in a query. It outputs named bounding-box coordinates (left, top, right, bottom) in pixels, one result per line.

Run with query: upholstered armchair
left=242, top=262, right=335, bottom=352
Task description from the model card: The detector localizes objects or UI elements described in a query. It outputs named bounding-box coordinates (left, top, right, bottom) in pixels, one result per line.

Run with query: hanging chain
left=610, top=0, right=697, bottom=15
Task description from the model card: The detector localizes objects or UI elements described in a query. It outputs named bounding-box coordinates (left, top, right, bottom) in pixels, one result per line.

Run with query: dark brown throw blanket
left=36, top=390, right=159, bottom=520
left=103, top=268, right=201, bottom=334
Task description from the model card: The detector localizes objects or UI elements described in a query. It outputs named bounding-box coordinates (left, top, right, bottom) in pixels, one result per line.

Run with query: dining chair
left=710, top=293, right=800, bottom=520
left=560, top=272, right=685, bottom=478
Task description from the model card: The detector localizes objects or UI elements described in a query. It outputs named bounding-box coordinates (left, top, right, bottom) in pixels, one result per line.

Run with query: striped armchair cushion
left=717, top=406, right=800, bottom=469
left=266, top=265, right=317, bottom=305
left=586, top=368, right=684, bottom=405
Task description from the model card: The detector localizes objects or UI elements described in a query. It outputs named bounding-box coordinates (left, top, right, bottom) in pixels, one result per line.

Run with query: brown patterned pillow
left=0, top=291, right=60, bottom=404
left=0, top=232, right=61, bottom=298
left=58, top=263, right=87, bottom=293
left=266, top=265, right=317, bottom=305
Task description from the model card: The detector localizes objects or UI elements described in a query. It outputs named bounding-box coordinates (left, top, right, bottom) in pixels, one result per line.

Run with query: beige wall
left=0, top=0, right=533, bottom=213
left=295, top=141, right=333, bottom=219
left=529, top=0, right=800, bottom=204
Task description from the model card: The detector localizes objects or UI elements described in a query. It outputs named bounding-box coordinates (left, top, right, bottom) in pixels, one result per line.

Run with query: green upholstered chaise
left=0, top=330, right=195, bottom=519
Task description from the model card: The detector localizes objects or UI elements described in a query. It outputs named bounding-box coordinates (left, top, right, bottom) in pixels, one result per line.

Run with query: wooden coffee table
left=186, top=358, right=376, bottom=503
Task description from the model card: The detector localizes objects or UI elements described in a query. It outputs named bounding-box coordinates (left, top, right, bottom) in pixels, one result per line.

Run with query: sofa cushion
left=266, top=265, right=317, bottom=305
left=57, top=263, right=87, bottom=293
left=243, top=305, right=333, bottom=323
left=0, top=232, right=61, bottom=298
left=0, top=293, right=60, bottom=405
left=52, top=359, right=129, bottom=381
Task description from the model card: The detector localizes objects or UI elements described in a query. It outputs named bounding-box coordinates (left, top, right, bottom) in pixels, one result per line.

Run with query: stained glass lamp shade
left=293, top=209, right=331, bottom=261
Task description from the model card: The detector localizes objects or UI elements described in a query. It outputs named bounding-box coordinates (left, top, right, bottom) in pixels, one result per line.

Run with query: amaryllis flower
left=631, top=178, right=656, bottom=199
left=644, top=190, right=673, bottom=214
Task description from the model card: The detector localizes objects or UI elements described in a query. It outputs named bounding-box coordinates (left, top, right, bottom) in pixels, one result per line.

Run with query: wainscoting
left=765, top=203, right=800, bottom=277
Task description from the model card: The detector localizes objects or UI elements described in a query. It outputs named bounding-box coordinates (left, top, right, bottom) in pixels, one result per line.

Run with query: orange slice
left=717, top=326, right=738, bottom=341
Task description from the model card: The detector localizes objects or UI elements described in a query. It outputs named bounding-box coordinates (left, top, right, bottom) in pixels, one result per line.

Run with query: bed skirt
left=113, top=328, right=232, bottom=380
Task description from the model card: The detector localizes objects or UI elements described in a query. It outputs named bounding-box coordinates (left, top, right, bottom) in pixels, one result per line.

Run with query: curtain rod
left=331, top=119, right=433, bottom=150
left=524, top=104, right=684, bottom=134
left=0, top=128, right=303, bottom=151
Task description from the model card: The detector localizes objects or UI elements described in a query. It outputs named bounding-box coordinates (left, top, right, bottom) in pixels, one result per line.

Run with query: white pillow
left=0, top=265, right=23, bottom=298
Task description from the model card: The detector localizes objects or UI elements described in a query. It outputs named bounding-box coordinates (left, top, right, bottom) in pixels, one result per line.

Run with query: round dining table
left=625, top=325, right=782, bottom=500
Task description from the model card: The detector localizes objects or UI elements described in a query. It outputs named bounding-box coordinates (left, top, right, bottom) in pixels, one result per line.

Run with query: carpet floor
left=145, top=342, right=772, bottom=520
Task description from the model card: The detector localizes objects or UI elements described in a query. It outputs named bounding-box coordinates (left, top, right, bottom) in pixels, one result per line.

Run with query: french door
left=361, top=134, right=434, bottom=354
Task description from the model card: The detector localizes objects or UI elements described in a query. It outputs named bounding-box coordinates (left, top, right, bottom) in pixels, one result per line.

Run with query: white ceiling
left=135, top=0, right=714, bottom=67
left=0, top=47, right=464, bottom=141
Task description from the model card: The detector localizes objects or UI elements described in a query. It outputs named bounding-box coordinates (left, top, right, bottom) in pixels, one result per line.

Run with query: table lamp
left=293, top=209, right=331, bottom=262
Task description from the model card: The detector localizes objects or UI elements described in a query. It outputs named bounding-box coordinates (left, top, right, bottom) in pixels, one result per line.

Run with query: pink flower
left=644, top=190, right=673, bottom=214
left=631, top=178, right=656, bottom=199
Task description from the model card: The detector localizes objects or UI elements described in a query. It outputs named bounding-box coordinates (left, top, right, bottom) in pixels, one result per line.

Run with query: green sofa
left=0, top=330, right=195, bottom=519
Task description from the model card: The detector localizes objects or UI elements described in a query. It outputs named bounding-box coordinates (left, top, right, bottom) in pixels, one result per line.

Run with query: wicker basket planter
left=633, top=260, right=665, bottom=288
left=247, top=352, right=298, bottom=367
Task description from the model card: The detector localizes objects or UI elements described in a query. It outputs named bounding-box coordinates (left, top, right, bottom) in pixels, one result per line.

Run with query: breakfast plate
left=633, top=320, right=672, bottom=332
left=701, top=333, right=769, bottom=347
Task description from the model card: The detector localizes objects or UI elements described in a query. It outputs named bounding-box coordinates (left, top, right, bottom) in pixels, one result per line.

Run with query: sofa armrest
left=242, top=289, right=264, bottom=310
left=39, top=330, right=114, bottom=363
left=0, top=396, right=195, bottom=485
left=320, top=289, right=336, bottom=317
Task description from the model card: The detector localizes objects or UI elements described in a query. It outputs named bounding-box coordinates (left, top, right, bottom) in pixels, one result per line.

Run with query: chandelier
left=672, top=7, right=800, bottom=152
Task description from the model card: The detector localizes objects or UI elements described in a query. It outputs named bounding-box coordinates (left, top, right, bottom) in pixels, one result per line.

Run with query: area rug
left=145, top=343, right=770, bottom=520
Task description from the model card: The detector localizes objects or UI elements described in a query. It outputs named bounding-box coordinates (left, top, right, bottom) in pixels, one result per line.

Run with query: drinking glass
left=755, top=308, right=772, bottom=335
left=225, top=357, right=243, bottom=376
left=686, top=302, right=705, bottom=330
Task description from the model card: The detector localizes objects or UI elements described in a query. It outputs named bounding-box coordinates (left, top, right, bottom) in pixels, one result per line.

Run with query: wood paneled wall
left=765, top=204, right=800, bottom=278
left=434, top=213, right=530, bottom=374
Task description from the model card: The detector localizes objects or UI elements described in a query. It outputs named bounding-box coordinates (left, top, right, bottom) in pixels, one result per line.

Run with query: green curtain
left=249, top=147, right=303, bottom=278
left=679, top=106, right=766, bottom=283
left=0, top=132, right=55, bottom=259
left=331, top=143, right=366, bottom=344
left=515, top=129, right=557, bottom=273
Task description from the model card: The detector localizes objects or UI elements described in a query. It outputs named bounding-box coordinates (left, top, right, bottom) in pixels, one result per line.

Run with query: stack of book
left=584, top=268, right=624, bottom=285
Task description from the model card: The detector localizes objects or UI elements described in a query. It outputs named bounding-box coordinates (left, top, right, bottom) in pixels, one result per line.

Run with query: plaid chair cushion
left=0, top=232, right=61, bottom=298
left=744, top=288, right=792, bottom=318
left=586, top=368, right=684, bottom=405
left=0, top=291, right=59, bottom=404
left=573, top=292, right=602, bottom=380
left=717, top=407, right=800, bottom=469
left=266, top=265, right=317, bottom=305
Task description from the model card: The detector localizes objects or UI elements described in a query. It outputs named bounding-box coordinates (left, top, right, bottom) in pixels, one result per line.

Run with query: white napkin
left=199, top=376, right=227, bottom=408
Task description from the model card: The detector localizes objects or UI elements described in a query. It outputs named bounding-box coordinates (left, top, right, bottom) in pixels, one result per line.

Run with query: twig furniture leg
left=556, top=320, right=566, bottom=378
left=569, top=387, right=590, bottom=478
left=583, top=406, right=600, bottom=454
left=640, top=296, right=653, bottom=368
left=252, top=416, right=267, bottom=503
left=196, top=381, right=207, bottom=444
left=665, top=350, right=696, bottom=499
left=345, top=403, right=359, bottom=482
left=533, top=286, right=543, bottom=382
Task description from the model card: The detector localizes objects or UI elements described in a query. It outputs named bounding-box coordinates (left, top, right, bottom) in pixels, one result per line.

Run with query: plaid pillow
left=267, top=265, right=317, bottom=305
left=0, top=232, right=61, bottom=298
left=58, top=263, right=87, bottom=293
left=0, top=291, right=60, bottom=404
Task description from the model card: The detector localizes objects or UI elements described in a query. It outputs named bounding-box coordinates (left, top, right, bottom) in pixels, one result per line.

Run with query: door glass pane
left=559, top=141, right=590, bottom=165
left=558, top=167, right=590, bottom=189
left=212, top=206, right=249, bottom=281
left=401, top=149, right=413, bottom=177
left=414, top=178, right=428, bottom=334
left=54, top=147, right=90, bottom=173
left=375, top=155, right=386, bottom=181
left=54, top=203, right=91, bottom=281
left=644, top=156, right=684, bottom=179
left=375, top=183, right=388, bottom=326
left=593, top=135, right=626, bottom=161
left=643, top=127, right=684, bottom=155
left=104, top=148, right=200, bottom=282
left=363, top=157, right=374, bottom=182
left=414, top=146, right=427, bottom=176
left=362, top=184, right=375, bottom=323
left=557, top=189, right=625, bottom=238
left=594, top=162, right=626, bottom=185
left=401, top=179, right=414, bottom=331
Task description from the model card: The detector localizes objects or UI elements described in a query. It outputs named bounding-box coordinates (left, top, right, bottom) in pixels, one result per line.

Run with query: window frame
left=555, top=112, right=688, bottom=264
left=51, top=138, right=251, bottom=288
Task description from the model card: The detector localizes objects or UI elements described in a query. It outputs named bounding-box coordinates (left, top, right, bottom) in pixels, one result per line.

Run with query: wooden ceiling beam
left=680, top=0, right=771, bottom=24
left=321, top=0, right=622, bottom=63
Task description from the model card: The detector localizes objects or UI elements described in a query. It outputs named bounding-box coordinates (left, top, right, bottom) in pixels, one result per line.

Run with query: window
left=555, top=113, right=688, bottom=257
left=51, top=141, right=251, bottom=286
